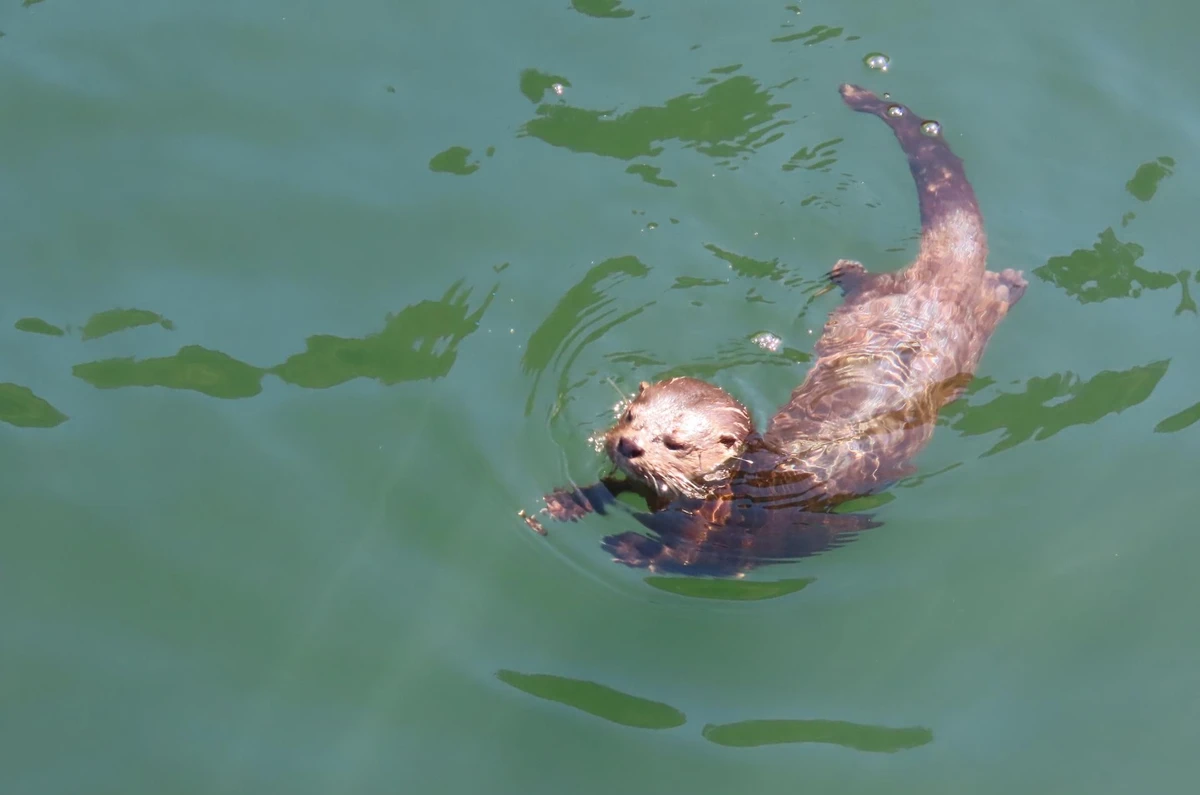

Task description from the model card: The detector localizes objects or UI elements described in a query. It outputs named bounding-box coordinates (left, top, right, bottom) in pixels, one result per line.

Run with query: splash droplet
left=551, top=83, right=565, bottom=96
left=863, top=53, right=890, bottom=72
left=920, top=120, right=942, bottom=136
left=886, top=104, right=905, bottom=118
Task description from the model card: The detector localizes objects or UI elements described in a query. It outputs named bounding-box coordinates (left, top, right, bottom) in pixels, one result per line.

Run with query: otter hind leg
left=987, top=268, right=1028, bottom=309
left=827, top=259, right=902, bottom=300
left=828, top=259, right=870, bottom=297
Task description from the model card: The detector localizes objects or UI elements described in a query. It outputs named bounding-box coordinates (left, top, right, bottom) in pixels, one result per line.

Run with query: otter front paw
left=542, top=487, right=597, bottom=522
left=601, top=531, right=665, bottom=569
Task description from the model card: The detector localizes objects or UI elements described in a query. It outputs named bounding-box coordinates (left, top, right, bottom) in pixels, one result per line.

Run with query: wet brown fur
left=541, top=377, right=754, bottom=521
left=541, top=84, right=1027, bottom=576
left=602, top=377, right=753, bottom=505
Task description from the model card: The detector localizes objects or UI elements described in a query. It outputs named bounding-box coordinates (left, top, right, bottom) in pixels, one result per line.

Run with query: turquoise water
left=4, top=0, right=1199, bottom=791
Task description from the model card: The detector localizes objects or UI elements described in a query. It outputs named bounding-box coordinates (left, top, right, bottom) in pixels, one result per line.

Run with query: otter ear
left=637, top=381, right=650, bottom=394
left=719, top=434, right=739, bottom=447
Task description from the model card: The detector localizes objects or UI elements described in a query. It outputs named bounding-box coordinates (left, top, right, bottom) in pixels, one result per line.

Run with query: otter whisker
left=603, top=376, right=627, bottom=401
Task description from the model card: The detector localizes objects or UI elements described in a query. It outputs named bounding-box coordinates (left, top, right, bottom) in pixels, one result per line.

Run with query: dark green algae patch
left=496, top=670, right=686, bottom=730
left=0, top=383, right=68, bottom=428
left=702, top=718, right=933, bottom=752
left=14, top=317, right=65, bottom=336
left=643, top=577, right=815, bottom=601
left=81, top=308, right=174, bottom=340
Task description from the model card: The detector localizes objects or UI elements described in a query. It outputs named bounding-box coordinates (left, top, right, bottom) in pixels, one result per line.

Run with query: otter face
left=603, top=377, right=752, bottom=502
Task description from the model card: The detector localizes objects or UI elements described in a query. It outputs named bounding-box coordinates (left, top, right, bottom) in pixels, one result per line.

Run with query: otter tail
left=839, top=83, right=987, bottom=282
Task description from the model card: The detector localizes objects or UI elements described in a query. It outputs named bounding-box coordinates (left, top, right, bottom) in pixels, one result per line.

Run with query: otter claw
left=518, top=509, right=547, bottom=535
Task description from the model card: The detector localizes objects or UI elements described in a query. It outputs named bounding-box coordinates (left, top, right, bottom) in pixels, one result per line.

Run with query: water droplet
left=752, top=332, right=782, bottom=353
left=551, top=83, right=565, bottom=95
left=920, top=120, right=942, bottom=136
left=883, top=92, right=891, bottom=99
left=863, top=52, right=890, bottom=72
left=886, top=104, right=905, bottom=118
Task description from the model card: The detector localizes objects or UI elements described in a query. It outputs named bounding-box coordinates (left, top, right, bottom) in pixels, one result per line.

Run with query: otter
left=535, top=84, right=1027, bottom=576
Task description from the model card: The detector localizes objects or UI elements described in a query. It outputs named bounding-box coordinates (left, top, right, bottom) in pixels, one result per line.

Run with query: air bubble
left=886, top=104, right=905, bottom=118
left=752, top=332, right=782, bottom=353
left=863, top=53, right=890, bottom=72
left=920, top=120, right=942, bottom=136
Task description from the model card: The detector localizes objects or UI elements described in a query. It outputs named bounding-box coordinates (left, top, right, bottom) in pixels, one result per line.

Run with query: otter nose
left=617, top=437, right=644, bottom=459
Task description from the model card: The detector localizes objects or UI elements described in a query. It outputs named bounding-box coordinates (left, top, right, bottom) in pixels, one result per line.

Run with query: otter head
left=603, top=377, right=753, bottom=503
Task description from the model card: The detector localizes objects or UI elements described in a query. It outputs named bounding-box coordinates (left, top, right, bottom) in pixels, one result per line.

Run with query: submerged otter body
left=540, top=84, right=1026, bottom=576
left=756, top=85, right=1026, bottom=508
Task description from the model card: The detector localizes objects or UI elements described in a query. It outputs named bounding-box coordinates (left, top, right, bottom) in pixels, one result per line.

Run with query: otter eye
left=624, top=409, right=634, bottom=423
left=718, top=434, right=738, bottom=448
left=662, top=436, right=687, bottom=451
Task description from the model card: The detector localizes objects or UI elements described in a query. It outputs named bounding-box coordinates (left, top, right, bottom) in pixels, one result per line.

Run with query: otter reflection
left=539, top=84, right=1026, bottom=576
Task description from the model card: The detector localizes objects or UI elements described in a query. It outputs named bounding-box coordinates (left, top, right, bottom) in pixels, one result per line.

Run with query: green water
left=4, top=0, right=1199, bottom=791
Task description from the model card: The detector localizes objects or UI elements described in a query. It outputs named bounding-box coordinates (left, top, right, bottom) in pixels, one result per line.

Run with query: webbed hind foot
left=827, top=259, right=902, bottom=300
left=987, top=268, right=1028, bottom=308
left=828, top=259, right=868, bottom=295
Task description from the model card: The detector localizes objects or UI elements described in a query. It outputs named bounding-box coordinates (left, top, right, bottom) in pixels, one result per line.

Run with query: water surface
left=3, top=0, right=1199, bottom=792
